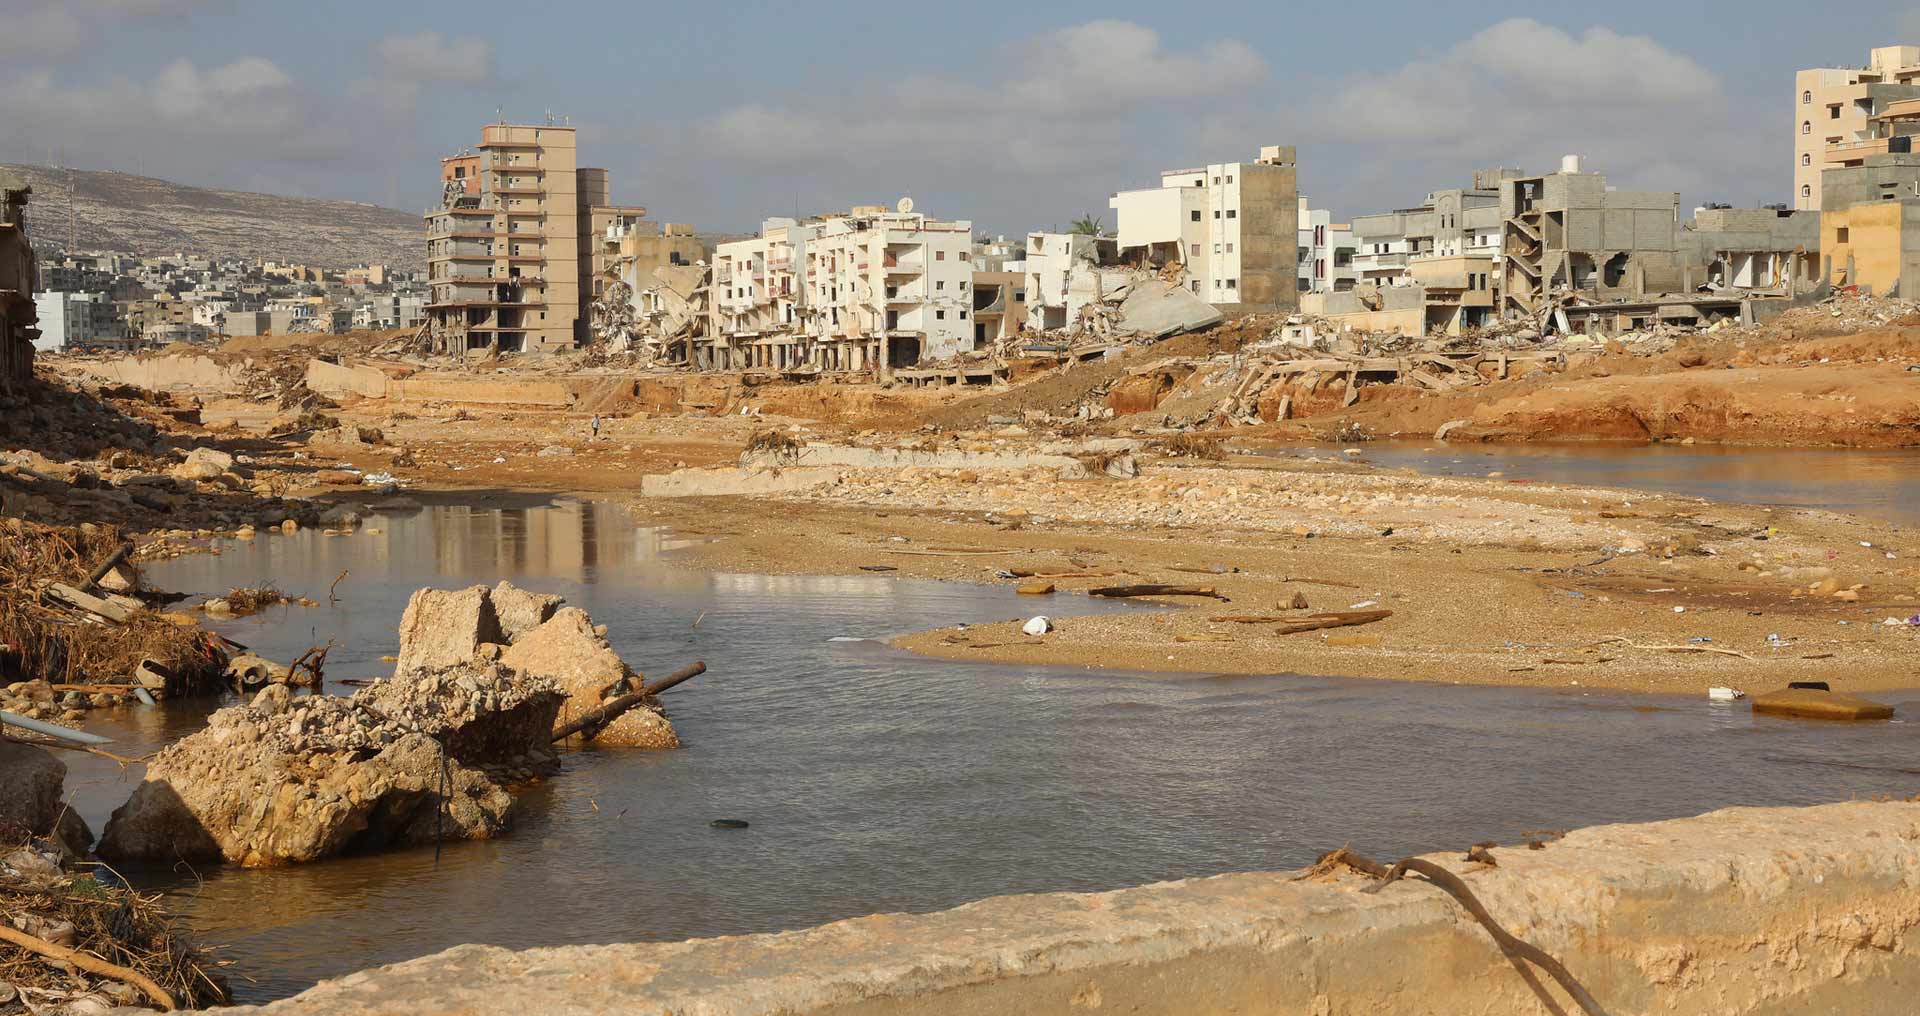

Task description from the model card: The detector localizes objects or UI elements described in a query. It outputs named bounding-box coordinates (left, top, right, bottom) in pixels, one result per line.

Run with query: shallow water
left=58, top=498, right=1920, bottom=1003
left=1267, top=443, right=1920, bottom=526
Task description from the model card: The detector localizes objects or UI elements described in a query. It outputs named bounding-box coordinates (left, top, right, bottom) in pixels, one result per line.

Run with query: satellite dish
left=896, top=197, right=914, bottom=214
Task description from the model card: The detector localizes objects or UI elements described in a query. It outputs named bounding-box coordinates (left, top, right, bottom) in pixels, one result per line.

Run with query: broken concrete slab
left=394, top=586, right=505, bottom=674
left=1114, top=278, right=1225, bottom=339
left=491, top=581, right=564, bottom=643
left=499, top=608, right=677, bottom=749
left=639, top=466, right=845, bottom=498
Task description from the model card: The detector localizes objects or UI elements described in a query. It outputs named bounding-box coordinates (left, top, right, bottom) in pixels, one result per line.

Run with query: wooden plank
left=44, top=583, right=132, bottom=623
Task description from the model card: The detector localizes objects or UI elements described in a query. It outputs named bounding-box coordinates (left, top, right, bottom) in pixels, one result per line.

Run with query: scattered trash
left=1707, top=687, right=1744, bottom=702
left=710, top=819, right=750, bottom=829
left=1022, top=616, right=1053, bottom=636
left=1348, top=600, right=1377, bottom=610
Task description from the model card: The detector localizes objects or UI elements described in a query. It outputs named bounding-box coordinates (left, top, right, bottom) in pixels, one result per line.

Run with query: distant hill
left=0, top=163, right=423, bottom=270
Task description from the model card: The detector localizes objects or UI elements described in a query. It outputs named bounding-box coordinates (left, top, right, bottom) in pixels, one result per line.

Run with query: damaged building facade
left=1108, top=145, right=1299, bottom=314
left=1499, top=157, right=1683, bottom=322
left=425, top=123, right=636, bottom=355
left=1, top=172, right=36, bottom=391
left=1821, top=151, right=1920, bottom=297
left=591, top=220, right=705, bottom=358
left=705, top=205, right=977, bottom=372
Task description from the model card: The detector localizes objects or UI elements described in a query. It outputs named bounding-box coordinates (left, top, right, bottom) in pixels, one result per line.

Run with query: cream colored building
left=707, top=206, right=976, bottom=372
left=1794, top=45, right=1920, bottom=210
left=1107, top=145, right=1299, bottom=314
left=425, top=123, right=608, bottom=354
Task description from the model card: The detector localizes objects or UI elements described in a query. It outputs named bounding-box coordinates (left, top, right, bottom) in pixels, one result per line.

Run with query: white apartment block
left=708, top=206, right=975, bottom=371
left=1022, top=232, right=1114, bottom=331
left=1795, top=45, right=1920, bottom=210
left=1297, top=197, right=1356, bottom=294
left=1108, top=145, right=1299, bottom=313
left=31, top=291, right=122, bottom=350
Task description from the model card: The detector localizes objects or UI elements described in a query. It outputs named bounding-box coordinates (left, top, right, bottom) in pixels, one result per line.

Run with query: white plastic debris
left=1672, top=605, right=1686, bottom=613
left=1349, top=600, right=1378, bottom=610
left=1708, top=687, right=1744, bottom=702
left=1022, top=616, right=1053, bottom=636
left=361, top=471, right=400, bottom=487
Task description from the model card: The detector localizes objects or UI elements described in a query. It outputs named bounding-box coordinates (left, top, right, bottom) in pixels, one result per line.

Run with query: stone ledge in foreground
left=215, top=800, right=1920, bottom=1015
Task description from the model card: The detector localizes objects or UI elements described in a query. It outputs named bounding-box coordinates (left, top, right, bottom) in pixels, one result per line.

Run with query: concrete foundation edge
left=218, top=800, right=1920, bottom=1015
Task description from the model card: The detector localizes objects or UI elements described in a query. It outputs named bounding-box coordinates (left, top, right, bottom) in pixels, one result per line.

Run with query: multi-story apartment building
left=708, top=205, right=976, bottom=371
left=1022, top=232, right=1114, bottom=331
left=1350, top=170, right=1515, bottom=289
left=425, top=123, right=604, bottom=353
left=1297, top=197, right=1356, bottom=294
left=32, top=291, right=124, bottom=350
left=1108, top=145, right=1299, bottom=314
left=1795, top=45, right=1920, bottom=210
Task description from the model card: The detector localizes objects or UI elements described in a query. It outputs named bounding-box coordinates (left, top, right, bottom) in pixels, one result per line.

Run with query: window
left=1191, top=210, right=1202, bottom=222
left=935, top=281, right=945, bottom=290
left=1225, top=279, right=1236, bottom=289
left=1225, top=243, right=1234, bottom=253
left=1213, top=210, right=1221, bottom=219
left=1802, top=89, right=1811, bottom=104
left=1212, top=176, right=1220, bottom=184
left=1013, top=290, right=1025, bottom=301
left=1225, top=175, right=1233, bottom=183
left=1190, top=243, right=1200, bottom=255
left=1191, top=280, right=1199, bottom=293
left=959, top=281, right=968, bottom=291
left=959, top=311, right=967, bottom=320
left=1802, top=153, right=1811, bottom=166
left=1829, top=105, right=1841, bottom=119
left=935, top=310, right=945, bottom=320
left=1802, top=184, right=1812, bottom=198
left=1214, top=243, right=1222, bottom=254
left=1226, top=209, right=1237, bottom=219
left=935, top=250, right=945, bottom=261
left=1802, top=121, right=1811, bottom=135
left=1837, top=227, right=1849, bottom=243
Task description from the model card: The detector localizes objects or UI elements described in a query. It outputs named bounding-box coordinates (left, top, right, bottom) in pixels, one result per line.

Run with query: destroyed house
left=1821, top=152, right=1920, bottom=298
left=1, top=172, right=37, bottom=390
left=1678, top=207, right=1820, bottom=295
left=1499, top=157, right=1681, bottom=319
left=1108, top=145, right=1299, bottom=314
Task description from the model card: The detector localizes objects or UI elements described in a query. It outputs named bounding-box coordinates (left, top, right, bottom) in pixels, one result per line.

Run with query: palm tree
left=1068, top=213, right=1105, bottom=237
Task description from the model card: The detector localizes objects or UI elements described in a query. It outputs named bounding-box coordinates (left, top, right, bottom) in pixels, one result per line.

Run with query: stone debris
left=491, top=579, right=565, bottom=642
left=393, top=584, right=505, bottom=673
left=500, top=607, right=679, bottom=749
left=99, top=658, right=562, bottom=866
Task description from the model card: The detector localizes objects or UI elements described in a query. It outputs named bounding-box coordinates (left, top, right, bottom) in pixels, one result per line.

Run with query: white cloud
left=0, top=0, right=225, bottom=58
left=372, top=31, right=493, bottom=86
left=1292, top=18, right=1769, bottom=209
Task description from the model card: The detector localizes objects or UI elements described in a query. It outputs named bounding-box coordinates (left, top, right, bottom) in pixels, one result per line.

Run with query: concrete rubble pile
left=97, top=659, right=563, bottom=866
left=97, top=581, right=677, bottom=867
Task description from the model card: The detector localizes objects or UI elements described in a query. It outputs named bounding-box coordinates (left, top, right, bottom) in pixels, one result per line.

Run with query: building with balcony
left=706, top=205, right=976, bottom=372
left=1108, top=145, right=1299, bottom=314
left=1349, top=169, right=1516, bottom=290
left=1022, top=232, right=1115, bottom=331
left=1, top=173, right=34, bottom=389
left=1794, top=45, right=1920, bottom=210
left=425, top=123, right=615, bottom=354
left=1297, top=197, right=1355, bottom=294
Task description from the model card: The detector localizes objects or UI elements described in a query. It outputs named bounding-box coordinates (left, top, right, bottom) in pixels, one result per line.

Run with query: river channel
left=57, top=494, right=1920, bottom=1003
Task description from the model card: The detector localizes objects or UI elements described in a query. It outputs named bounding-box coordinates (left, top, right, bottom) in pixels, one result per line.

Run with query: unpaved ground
left=621, top=454, right=1919, bottom=696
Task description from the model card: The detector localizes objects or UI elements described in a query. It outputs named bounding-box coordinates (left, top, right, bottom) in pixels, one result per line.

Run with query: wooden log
left=553, top=662, right=706, bottom=743
left=0, top=923, right=177, bottom=1010
left=1275, top=609, right=1393, bottom=635
left=1088, top=584, right=1229, bottom=601
left=44, top=583, right=132, bottom=623
left=81, top=540, right=136, bottom=593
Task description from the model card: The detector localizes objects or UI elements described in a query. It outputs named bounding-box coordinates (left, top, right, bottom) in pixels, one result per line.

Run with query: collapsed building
left=590, top=220, right=705, bottom=358
left=1, top=171, right=36, bottom=391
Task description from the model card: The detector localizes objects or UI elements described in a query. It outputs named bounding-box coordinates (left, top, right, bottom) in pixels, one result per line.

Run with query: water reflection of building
left=427, top=500, right=697, bottom=582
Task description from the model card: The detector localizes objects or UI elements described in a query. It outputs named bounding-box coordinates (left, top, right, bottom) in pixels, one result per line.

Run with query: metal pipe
left=0, top=711, right=116, bottom=745
left=641, top=661, right=706, bottom=697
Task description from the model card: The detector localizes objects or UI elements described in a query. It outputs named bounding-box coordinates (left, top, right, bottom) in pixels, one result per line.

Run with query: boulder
left=99, top=661, right=560, bottom=867
left=0, top=741, right=65, bottom=837
left=499, top=608, right=678, bottom=749
left=395, top=586, right=504, bottom=674
left=492, top=580, right=565, bottom=643
left=170, top=446, right=234, bottom=482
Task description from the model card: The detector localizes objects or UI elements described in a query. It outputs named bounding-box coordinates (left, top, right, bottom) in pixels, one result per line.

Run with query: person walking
left=590, top=414, right=601, bottom=441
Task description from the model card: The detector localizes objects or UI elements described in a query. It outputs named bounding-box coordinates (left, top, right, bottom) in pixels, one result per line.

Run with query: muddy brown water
left=1275, top=443, right=1920, bottom=526
left=57, top=497, right=1920, bottom=1003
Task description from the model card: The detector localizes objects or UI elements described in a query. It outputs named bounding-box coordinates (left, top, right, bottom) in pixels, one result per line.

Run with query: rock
left=1016, top=581, right=1056, bottom=595
left=395, top=586, right=505, bottom=674
left=537, top=445, right=574, bottom=458
left=169, top=446, right=234, bottom=482
left=1023, top=616, right=1054, bottom=636
left=492, top=580, right=565, bottom=643
left=99, top=661, right=559, bottom=867
left=499, top=608, right=678, bottom=749
left=318, top=503, right=366, bottom=528
left=1434, top=419, right=1471, bottom=442
left=1102, top=454, right=1139, bottom=479
left=0, top=740, right=67, bottom=838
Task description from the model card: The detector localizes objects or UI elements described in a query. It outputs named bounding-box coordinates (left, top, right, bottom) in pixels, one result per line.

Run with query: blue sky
left=3, top=1, right=1917, bottom=236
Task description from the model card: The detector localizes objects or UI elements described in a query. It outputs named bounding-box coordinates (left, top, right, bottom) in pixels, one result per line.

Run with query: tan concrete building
left=426, top=123, right=615, bottom=354
left=1499, top=157, right=1681, bottom=320
left=1794, top=45, right=1920, bottom=210
left=1821, top=152, right=1920, bottom=297
left=1, top=171, right=37, bottom=390
left=1108, top=145, right=1299, bottom=314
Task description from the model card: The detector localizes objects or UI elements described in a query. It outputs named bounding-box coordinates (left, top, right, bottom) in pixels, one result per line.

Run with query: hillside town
left=5, top=19, right=1920, bottom=1016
